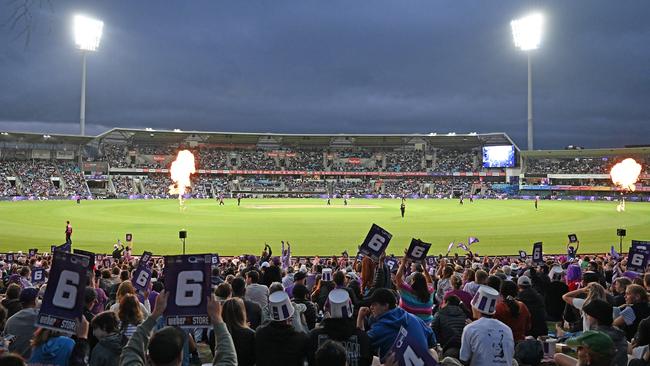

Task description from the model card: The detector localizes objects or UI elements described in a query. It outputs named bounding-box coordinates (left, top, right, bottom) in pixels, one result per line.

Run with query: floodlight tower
left=511, top=13, right=543, bottom=151
left=73, top=14, right=104, bottom=136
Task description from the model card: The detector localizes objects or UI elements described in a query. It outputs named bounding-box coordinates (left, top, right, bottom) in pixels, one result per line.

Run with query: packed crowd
left=57, top=162, right=90, bottom=196
left=435, top=150, right=476, bottom=172
left=11, top=160, right=60, bottom=197
left=525, top=157, right=650, bottom=175
left=102, top=144, right=130, bottom=168
left=239, top=151, right=277, bottom=170
left=385, top=151, right=423, bottom=172
left=2, top=244, right=650, bottom=366
left=0, top=165, right=17, bottom=196
left=111, top=176, right=135, bottom=196
left=286, top=151, right=325, bottom=171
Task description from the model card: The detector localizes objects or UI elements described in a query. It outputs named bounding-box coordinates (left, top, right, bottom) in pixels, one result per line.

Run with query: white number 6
left=411, top=246, right=425, bottom=258
left=632, top=253, right=644, bottom=267
left=176, top=270, right=203, bottom=307
left=135, top=270, right=150, bottom=288
left=53, top=270, right=79, bottom=310
left=368, top=234, right=386, bottom=251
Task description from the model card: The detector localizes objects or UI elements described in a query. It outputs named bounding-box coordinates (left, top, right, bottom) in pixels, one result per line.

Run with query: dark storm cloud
left=1, top=0, right=649, bottom=149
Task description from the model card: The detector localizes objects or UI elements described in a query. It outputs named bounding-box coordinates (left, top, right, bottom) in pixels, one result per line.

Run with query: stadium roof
left=95, top=128, right=519, bottom=149
left=0, top=128, right=518, bottom=149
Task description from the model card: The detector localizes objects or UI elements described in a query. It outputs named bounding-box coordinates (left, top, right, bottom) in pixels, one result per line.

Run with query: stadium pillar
left=527, top=53, right=533, bottom=151
left=80, top=51, right=87, bottom=136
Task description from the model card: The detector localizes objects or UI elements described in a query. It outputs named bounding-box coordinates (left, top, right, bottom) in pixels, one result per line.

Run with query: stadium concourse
left=1, top=129, right=650, bottom=366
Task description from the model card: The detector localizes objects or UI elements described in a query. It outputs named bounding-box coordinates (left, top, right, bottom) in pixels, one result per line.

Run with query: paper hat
left=322, top=268, right=333, bottom=282
left=268, top=291, right=294, bottom=321
left=327, top=289, right=353, bottom=318
left=470, top=285, right=499, bottom=315
left=549, top=265, right=564, bottom=280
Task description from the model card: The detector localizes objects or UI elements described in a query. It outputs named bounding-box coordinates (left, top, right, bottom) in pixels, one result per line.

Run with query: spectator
left=308, top=289, right=372, bottom=366
left=356, top=288, right=435, bottom=361
left=89, top=311, right=123, bottom=366
left=394, top=254, right=434, bottom=324
left=431, top=295, right=469, bottom=359
left=516, top=275, right=548, bottom=338
left=1, top=284, right=22, bottom=318
left=562, top=282, right=607, bottom=332
left=221, top=298, right=255, bottom=366
left=117, top=294, right=144, bottom=339
left=120, top=291, right=237, bottom=366
left=554, top=331, right=615, bottom=366
left=255, top=291, right=309, bottom=366
left=444, top=274, right=473, bottom=315
left=292, top=284, right=318, bottom=331
left=4, top=288, right=39, bottom=359
left=28, top=329, right=75, bottom=366
left=231, top=277, right=262, bottom=330
left=246, top=270, right=270, bottom=308
left=314, top=340, right=348, bottom=366
left=546, top=265, right=569, bottom=322
left=582, top=300, right=627, bottom=366
left=459, top=285, right=515, bottom=366
left=495, top=280, right=531, bottom=342
left=613, top=284, right=650, bottom=341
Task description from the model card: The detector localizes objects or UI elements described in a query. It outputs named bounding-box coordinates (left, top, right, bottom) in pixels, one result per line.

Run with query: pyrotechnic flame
left=169, top=150, right=196, bottom=206
left=610, top=158, right=642, bottom=191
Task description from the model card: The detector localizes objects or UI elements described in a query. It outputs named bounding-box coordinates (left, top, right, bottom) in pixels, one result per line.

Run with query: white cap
left=549, top=265, right=564, bottom=281
left=470, top=285, right=499, bottom=315
left=261, top=262, right=270, bottom=268
left=299, top=264, right=307, bottom=273
left=327, top=289, right=353, bottom=318
left=268, top=291, right=294, bottom=321
left=322, top=268, right=333, bottom=282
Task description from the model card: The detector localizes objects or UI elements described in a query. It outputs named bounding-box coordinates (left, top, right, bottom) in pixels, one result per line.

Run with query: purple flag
left=446, top=242, right=455, bottom=254
left=457, top=242, right=469, bottom=252
left=468, top=237, right=479, bottom=245
left=610, top=246, right=620, bottom=260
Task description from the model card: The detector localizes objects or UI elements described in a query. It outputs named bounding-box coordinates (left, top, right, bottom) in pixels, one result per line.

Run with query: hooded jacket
left=29, top=336, right=75, bottom=366
left=367, top=307, right=436, bottom=360
left=517, top=287, right=548, bottom=337
left=90, top=333, right=123, bottom=366
left=308, top=318, right=372, bottom=366
left=431, top=304, right=468, bottom=351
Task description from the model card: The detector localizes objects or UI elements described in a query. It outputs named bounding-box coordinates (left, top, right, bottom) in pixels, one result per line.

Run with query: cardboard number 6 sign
left=163, top=254, right=212, bottom=328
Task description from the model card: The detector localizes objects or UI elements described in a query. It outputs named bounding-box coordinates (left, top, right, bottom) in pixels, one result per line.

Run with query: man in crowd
left=460, top=285, right=515, bottom=366
left=255, top=291, right=309, bottom=366
left=516, top=275, right=548, bottom=338
left=245, top=270, right=270, bottom=308
left=231, top=276, right=262, bottom=329
left=554, top=331, right=615, bottom=366
left=356, top=288, right=435, bottom=361
left=4, top=287, right=40, bottom=359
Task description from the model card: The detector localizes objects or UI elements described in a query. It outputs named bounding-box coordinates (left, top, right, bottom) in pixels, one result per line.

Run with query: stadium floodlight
left=73, top=14, right=104, bottom=137
left=511, top=12, right=544, bottom=151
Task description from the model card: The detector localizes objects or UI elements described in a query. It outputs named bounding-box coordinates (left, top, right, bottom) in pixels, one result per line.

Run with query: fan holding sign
left=358, top=224, right=392, bottom=262
left=162, top=254, right=212, bottom=328
left=395, top=248, right=435, bottom=324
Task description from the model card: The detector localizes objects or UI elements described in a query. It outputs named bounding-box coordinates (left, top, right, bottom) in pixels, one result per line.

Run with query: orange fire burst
left=610, top=158, right=642, bottom=191
left=169, top=150, right=196, bottom=205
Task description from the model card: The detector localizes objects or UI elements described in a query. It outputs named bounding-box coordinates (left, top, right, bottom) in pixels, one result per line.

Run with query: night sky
left=1, top=1, right=649, bottom=149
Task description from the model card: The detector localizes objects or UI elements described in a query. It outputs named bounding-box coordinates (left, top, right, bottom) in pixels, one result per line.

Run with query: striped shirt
left=398, top=281, right=434, bottom=324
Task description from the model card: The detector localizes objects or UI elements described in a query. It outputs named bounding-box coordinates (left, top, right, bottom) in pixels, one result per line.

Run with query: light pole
left=73, top=15, right=104, bottom=136
left=511, top=13, right=543, bottom=151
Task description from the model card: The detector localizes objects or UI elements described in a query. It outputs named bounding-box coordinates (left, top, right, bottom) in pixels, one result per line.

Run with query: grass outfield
left=0, top=198, right=648, bottom=256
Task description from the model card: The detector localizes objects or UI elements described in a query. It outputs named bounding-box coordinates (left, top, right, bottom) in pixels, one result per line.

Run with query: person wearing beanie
left=459, top=285, right=515, bottom=366
left=255, top=291, right=309, bottom=366
left=5, top=287, right=40, bottom=359
left=582, top=300, right=627, bottom=366
left=308, top=289, right=372, bottom=366
left=356, top=288, right=435, bottom=362
left=554, top=331, right=615, bottom=366
left=516, top=275, right=548, bottom=337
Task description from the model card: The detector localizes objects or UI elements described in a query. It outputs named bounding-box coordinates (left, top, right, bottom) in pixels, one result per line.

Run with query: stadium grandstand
left=1, top=128, right=649, bottom=201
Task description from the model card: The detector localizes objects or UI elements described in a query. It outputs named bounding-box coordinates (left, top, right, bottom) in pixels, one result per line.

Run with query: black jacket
left=241, top=297, right=263, bottom=330
left=255, top=321, right=309, bottom=366
left=1, top=298, right=22, bottom=318
left=293, top=298, right=318, bottom=330
left=431, top=304, right=468, bottom=351
left=517, top=287, right=548, bottom=337
left=545, top=281, right=568, bottom=321
left=230, top=326, right=256, bottom=366
left=308, top=318, right=372, bottom=366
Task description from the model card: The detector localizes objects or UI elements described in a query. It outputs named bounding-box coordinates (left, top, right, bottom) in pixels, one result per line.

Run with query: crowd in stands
left=239, top=150, right=277, bottom=170
left=0, top=165, right=17, bottom=196
left=112, top=176, right=135, bottom=196
left=199, top=149, right=232, bottom=170
left=142, top=174, right=170, bottom=196
left=385, top=151, right=423, bottom=172
left=526, top=157, right=650, bottom=175
left=382, top=179, right=422, bottom=195
left=286, top=151, right=325, bottom=171
left=2, top=242, right=650, bottom=365
left=102, top=144, right=129, bottom=168
left=11, top=160, right=60, bottom=197
left=57, top=162, right=90, bottom=196
left=435, top=150, right=476, bottom=172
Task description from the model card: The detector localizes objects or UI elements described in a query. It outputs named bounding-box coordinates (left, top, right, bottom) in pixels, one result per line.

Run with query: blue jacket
left=367, top=307, right=436, bottom=359
left=29, top=336, right=75, bottom=366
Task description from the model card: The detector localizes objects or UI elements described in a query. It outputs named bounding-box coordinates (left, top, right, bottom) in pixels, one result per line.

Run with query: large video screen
left=482, top=145, right=515, bottom=168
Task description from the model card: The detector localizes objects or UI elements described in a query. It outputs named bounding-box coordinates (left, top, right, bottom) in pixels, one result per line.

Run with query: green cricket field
left=0, top=198, right=648, bottom=256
